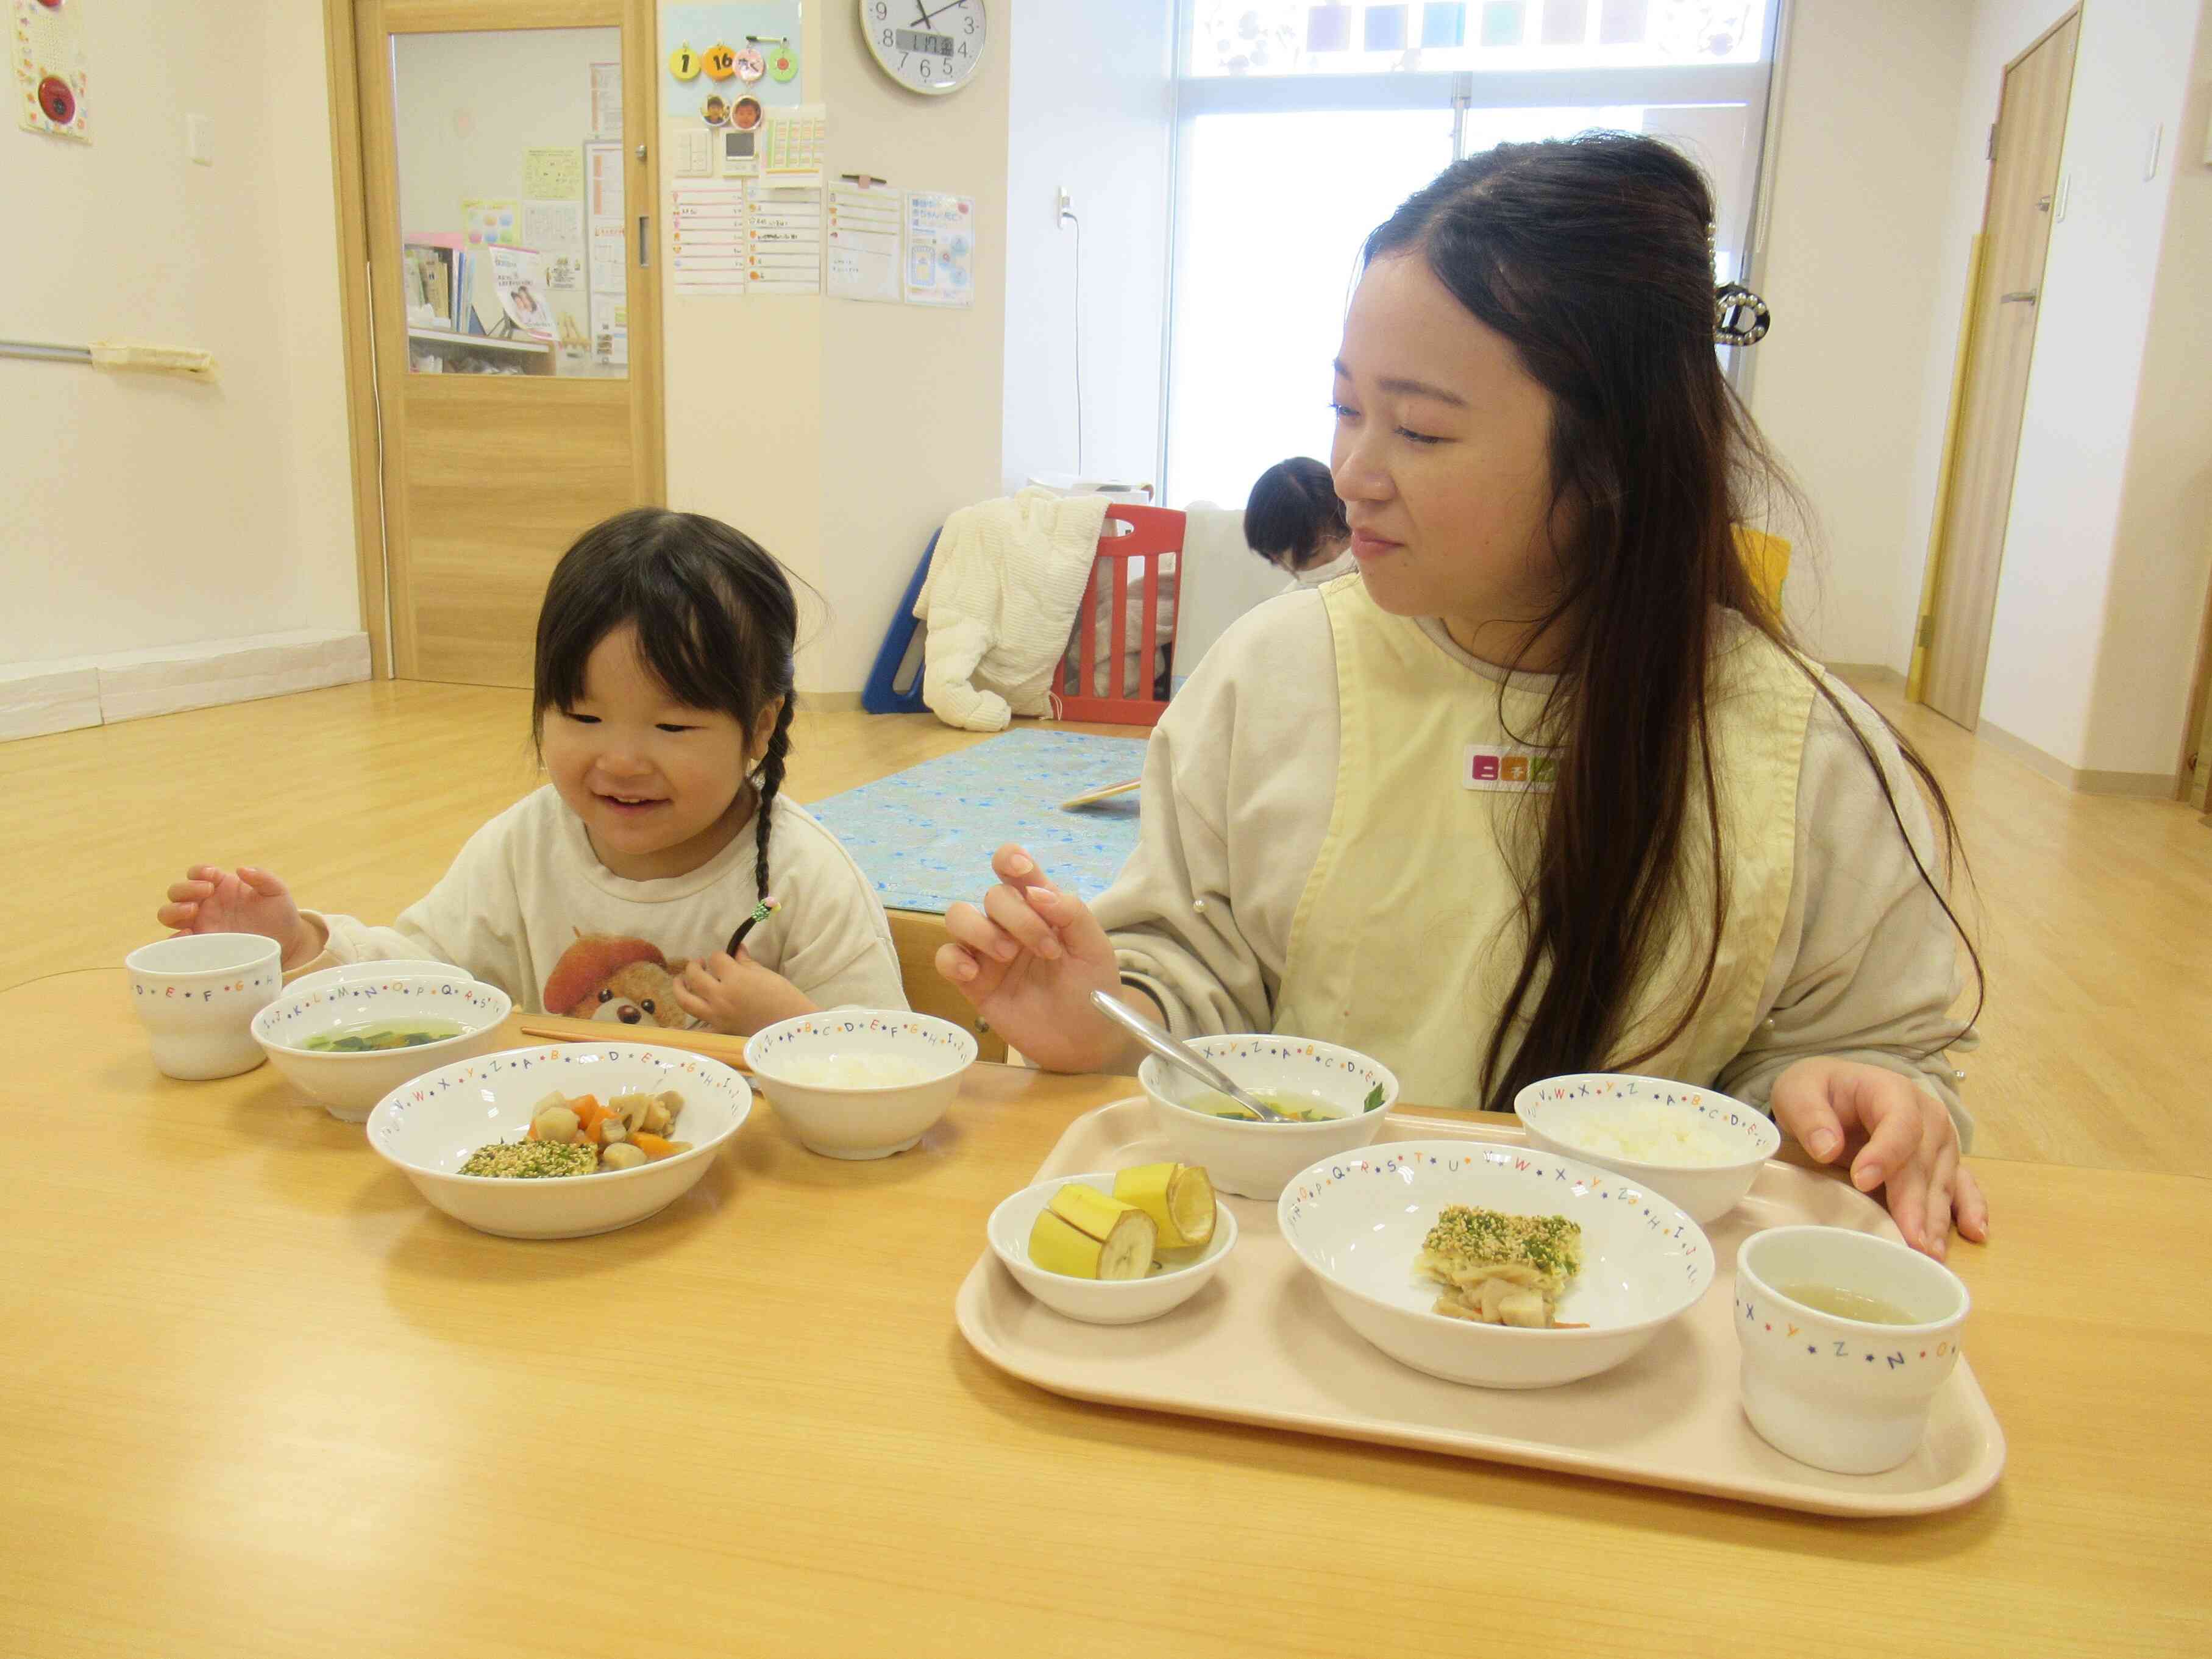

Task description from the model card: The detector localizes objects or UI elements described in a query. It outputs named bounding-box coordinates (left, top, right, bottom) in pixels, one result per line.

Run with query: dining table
left=4, top=968, right=2204, bottom=1658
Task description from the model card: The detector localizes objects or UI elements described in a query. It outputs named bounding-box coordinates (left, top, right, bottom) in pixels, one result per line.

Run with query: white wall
left=1969, top=0, right=2212, bottom=775
left=658, top=0, right=1012, bottom=696
left=0, top=1, right=357, bottom=668
left=1000, top=3, right=1173, bottom=494
left=1748, top=0, right=1977, bottom=667
left=2085, top=23, right=2212, bottom=773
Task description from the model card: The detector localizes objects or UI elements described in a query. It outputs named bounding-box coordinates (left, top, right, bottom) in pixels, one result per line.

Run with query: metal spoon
left=1088, top=989, right=1289, bottom=1123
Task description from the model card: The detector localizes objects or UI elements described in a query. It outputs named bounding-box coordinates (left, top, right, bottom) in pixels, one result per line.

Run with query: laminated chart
left=671, top=179, right=747, bottom=296
left=904, top=191, right=974, bottom=307
left=746, top=183, right=821, bottom=295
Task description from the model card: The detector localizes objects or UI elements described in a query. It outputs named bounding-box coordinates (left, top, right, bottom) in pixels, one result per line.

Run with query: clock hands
left=914, top=0, right=964, bottom=29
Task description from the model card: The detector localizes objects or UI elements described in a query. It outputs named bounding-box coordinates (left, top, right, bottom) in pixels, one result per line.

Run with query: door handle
left=2000, top=290, right=2038, bottom=304
left=638, top=214, right=651, bottom=268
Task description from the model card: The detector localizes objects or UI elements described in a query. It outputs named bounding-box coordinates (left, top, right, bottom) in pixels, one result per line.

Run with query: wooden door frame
left=2183, top=555, right=2212, bottom=810
left=1908, top=7, right=2079, bottom=717
left=319, top=0, right=664, bottom=681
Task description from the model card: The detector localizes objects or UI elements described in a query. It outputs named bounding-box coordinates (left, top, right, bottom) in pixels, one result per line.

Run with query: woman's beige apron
left=1273, top=579, right=1814, bottom=1110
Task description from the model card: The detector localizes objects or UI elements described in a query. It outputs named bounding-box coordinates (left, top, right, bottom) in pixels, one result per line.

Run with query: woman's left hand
left=1769, top=1057, right=1988, bottom=1260
left=671, top=948, right=815, bottom=1037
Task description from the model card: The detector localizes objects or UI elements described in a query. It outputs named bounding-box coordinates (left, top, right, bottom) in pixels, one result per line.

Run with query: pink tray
left=955, top=1100, right=2004, bottom=1517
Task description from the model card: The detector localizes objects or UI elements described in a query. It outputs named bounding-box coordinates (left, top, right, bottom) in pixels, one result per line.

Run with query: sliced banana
left=1112, top=1163, right=1215, bottom=1251
left=1026, top=1182, right=1157, bottom=1280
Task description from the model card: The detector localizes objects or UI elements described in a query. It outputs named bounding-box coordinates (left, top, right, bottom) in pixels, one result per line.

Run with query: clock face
left=859, top=0, right=987, bottom=97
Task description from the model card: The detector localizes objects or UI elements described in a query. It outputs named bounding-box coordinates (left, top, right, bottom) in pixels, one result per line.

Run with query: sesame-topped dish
left=1417, top=1204, right=1585, bottom=1329
left=1278, top=1139, right=1716, bottom=1389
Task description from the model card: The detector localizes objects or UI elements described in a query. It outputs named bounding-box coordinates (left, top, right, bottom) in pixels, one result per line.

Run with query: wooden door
left=354, top=0, right=662, bottom=687
left=1919, top=13, right=2078, bottom=731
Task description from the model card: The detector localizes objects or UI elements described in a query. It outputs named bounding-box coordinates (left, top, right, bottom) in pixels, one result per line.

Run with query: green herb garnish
left=1364, top=1083, right=1385, bottom=1114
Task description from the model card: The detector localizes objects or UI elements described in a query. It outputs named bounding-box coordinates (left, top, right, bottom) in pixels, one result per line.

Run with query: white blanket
left=913, top=487, right=1109, bottom=731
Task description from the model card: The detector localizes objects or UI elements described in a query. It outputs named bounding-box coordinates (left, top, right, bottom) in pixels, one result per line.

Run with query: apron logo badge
left=1463, top=744, right=1559, bottom=792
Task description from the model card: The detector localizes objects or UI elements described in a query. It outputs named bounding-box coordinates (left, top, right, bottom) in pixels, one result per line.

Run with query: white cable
left=1065, top=209, right=1085, bottom=478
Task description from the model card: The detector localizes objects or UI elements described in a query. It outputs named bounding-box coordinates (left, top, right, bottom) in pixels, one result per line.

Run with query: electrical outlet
left=1056, top=185, right=1074, bottom=222
left=186, top=113, right=213, bottom=166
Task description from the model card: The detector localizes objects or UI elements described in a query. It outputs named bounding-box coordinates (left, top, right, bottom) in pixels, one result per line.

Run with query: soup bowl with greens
left=1139, top=1035, right=1399, bottom=1199
left=253, top=975, right=513, bottom=1121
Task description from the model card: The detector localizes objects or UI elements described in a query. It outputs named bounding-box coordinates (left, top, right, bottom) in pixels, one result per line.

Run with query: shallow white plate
left=366, top=1042, right=752, bottom=1240
left=1278, top=1139, right=1716, bottom=1388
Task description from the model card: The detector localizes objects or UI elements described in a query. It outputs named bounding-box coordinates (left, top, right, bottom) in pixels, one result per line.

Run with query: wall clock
left=859, top=0, right=987, bottom=97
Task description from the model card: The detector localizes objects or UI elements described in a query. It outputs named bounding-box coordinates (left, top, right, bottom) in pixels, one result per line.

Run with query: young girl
left=1244, top=456, right=1357, bottom=589
left=156, top=509, right=906, bottom=1034
left=938, top=134, right=1987, bottom=1260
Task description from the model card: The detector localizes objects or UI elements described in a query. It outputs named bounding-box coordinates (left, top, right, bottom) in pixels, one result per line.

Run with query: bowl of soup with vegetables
left=253, top=975, right=513, bottom=1121
left=1139, top=1034, right=1399, bottom=1199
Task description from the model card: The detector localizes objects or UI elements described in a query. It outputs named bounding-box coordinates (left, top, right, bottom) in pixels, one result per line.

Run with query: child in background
left=1243, top=456, right=1357, bottom=589
left=155, top=510, right=906, bottom=1035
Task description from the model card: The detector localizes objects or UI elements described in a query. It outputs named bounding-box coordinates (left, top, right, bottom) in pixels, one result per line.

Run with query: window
left=1165, top=0, right=1783, bottom=506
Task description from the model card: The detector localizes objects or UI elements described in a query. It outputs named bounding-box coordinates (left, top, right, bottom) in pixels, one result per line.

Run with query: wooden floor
left=7, top=674, right=2204, bottom=1174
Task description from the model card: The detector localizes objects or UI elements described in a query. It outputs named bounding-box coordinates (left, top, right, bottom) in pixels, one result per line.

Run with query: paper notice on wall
left=461, top=199, right=521, bottom=247
left=583, top=140, right=628, bottom=361
left=672, top=180, right=749, bottom=296
left=827, top=181, right=902, bottom=304
left=523, top=147, right=583, bottom=201
left=15, top=0, right=88, bottom=140
left=586, top=143, right=625, bottom=221
left=589, top=222, right=627, bottom=295
left=761, top=103, right=826, bottom=188
left=594, top=299, right=628, bottom=368
left=903, top=191, right=974, bottom=307
left=747, top=183, right=821, bottom=295
left=589, top=60, right=622, bottom=139
left=524, top=201, right=586, bottom=291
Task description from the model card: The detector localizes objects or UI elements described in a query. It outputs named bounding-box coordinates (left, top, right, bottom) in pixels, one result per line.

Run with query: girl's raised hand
left=935, top=845, right=1134, bottom=1074
left=157, top=865, right=320, bottom=969
left=1770, top=1057, right=1989, bottom=1261
left=671, top=948, right=814, bottom=1036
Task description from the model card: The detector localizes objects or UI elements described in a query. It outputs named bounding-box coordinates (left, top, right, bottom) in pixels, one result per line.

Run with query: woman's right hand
left=935, top=845, right=1140, bottom=1074
left=157, top=865, right=322, bottom=970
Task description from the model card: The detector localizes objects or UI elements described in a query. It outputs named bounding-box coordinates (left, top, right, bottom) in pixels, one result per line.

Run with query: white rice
left=774, top=1053, right=936, bottom=1089
left=1549, top=1103, right=1744, bottom=1167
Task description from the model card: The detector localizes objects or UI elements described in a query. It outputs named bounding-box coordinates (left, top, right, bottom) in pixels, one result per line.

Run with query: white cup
left=1733, top=1225, right=1971, bottom=1474
left=126, top=933, right=286, bottom=1079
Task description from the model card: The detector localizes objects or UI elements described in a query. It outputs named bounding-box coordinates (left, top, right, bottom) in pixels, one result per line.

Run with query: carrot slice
left=632, top=1132, right=674, bottom=1160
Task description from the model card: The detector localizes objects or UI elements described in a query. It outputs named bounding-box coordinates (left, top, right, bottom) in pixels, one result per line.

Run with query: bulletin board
left=660, top=1, right=805, bottom=127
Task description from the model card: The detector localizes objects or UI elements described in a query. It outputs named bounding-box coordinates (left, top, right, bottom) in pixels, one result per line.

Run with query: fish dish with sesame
left=1415, top=1204, right=1585, bottom=1329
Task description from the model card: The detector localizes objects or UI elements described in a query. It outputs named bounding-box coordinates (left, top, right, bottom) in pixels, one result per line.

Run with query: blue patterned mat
left=805, top=728, right=1150, bottom=914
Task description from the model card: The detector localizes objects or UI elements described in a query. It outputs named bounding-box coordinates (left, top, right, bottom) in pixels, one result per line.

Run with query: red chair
left=1054, top=503, right=1184, bottom=727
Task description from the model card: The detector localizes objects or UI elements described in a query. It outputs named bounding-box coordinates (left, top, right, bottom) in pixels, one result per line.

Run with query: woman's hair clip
left=1715, top=283, right=1771, bottom=346
left=1703, top=220, right=1770, bottom=346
